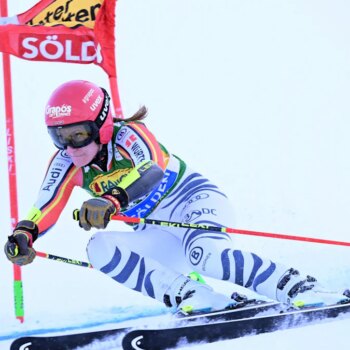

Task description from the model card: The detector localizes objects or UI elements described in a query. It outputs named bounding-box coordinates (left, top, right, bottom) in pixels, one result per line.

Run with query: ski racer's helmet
left=45, top=80, right=113, bottom=149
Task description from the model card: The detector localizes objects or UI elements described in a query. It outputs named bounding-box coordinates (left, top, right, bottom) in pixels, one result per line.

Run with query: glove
left=4, top=220, right=38, bottom=266
left=78, top=196, right=120, bottom=231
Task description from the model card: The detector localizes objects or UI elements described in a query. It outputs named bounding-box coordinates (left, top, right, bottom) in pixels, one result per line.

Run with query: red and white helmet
left=45, top=80, right=113, bottom=145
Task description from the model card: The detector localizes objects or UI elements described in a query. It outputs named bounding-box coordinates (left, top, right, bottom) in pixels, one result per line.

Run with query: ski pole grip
left=73, top=209, right=80, bottom=221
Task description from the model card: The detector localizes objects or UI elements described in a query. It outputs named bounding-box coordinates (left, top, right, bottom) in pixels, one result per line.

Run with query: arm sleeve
left=115, top=122, right=167, bottom=170
left=105, top=122, right=166, bottom=207
left=105, top=160, right=164, bottom=207
left=25, top=150, right=82, bottom=236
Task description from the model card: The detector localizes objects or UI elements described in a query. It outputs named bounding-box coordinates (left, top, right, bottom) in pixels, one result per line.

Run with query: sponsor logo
left=52, top=161, right=67, bottom=169
left=130, top=142, right=145, bottom=162
left=189, top=247, right=203, bottom=265
left=6, top=127, right=14, bottom=173
left=130, top=335, right=144, bottom=350
left=89, top=169, right=130, bottom=195
left=125, top=134, right=137, bottom=147
left=42, top=167, right=63, bottom=191
left=178, top=278, right=191, bottom=295
left=19, top=341, right=32, bottom=350
left=26, top=0, right=102, bottom=29
left=90, top=94, right=102, bottom=111
left=183, top=193, right=210, bottom=211
left=184, top=208, right=217, bottom=222
left=20, top=34, right=102, bottom=64
left=113, top=147, right=123, bottom=161
left=202, top=253, right=212, bottom=271
left=82, top=88, right=95, bottom=104
left=117, top=127, right=128, bottom=141
left=98, top=96, right=109, bottom=121
left=54, top=258, right=82, bottom=265
left=204, top=208, right=217, bottom=216
left=60, top=150, right=70, bottom=158
left=125, top=169, right=177, bottom=218
left=119, top=131, right=151, bottom=164
left=46, top=104, right=72, bottom=118
left=184, top=210, right=202, bottom=222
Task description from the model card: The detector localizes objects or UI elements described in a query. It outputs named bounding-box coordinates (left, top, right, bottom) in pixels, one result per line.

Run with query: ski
left=122, top=302, right=350, bottom=350
left=9, top=300, right=279, bottom=350
left=10, top=327, right=131, bottom=350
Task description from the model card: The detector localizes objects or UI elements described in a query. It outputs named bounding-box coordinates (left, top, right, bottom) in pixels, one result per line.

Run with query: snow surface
left=1, top=0, right=350, bottom=349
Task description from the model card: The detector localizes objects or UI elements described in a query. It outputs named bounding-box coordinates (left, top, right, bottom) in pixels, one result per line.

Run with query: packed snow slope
left=1, top=1, right=350, bottom=349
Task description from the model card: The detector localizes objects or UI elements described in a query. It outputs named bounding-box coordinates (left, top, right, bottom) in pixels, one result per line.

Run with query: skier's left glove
left=78, top=196, right=121, bottom=231
left=4, top=220, right=38, bottom=266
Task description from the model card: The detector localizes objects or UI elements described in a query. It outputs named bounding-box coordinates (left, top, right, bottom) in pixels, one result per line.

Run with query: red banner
left=0, top=0, right=117, bottom=77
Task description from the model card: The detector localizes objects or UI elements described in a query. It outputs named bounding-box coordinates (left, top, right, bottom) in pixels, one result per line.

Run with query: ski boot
left=277, top=268, right=350, bottom=308
left=164, top=273, right=238, bottom=315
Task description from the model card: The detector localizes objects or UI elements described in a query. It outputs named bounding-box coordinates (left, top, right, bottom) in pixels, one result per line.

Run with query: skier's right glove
left=78, top=197, right=120, bottom=231
left=4, top=220, right=38, bottom=266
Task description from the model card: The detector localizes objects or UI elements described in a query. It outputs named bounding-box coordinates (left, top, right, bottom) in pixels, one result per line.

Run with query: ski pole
left=36, top=251, right=93, bottom=268
left=72, top=210, right=350, bottom=247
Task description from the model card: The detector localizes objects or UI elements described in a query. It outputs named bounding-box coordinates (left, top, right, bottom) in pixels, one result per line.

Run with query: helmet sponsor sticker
left=97, top=94, right=109, bottom=122
left=90, top=94, right=102, bottom=111
left=82, top=88, right=95, bottom=104
left=46, top=104, right=72, bottom=118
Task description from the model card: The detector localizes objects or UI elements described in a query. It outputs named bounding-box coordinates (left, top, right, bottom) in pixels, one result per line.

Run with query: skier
left=4, top=80, right=349, bottom=314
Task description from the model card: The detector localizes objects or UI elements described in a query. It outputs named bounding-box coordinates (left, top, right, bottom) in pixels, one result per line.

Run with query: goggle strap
left=94, top=88, right=110, bottom=129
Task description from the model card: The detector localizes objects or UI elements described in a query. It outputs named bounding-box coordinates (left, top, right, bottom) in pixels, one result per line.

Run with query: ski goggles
left=47, top=121, right=100, bottom=150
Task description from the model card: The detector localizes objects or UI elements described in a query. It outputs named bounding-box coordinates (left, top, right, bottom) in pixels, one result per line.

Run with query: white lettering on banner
left=66, top=40, right=80, bottom=61
left=95, top=44, right=102, bottom=63
left=22, top=38, right=38, bottom=59
left=21, top=35, right=102, bottom=63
